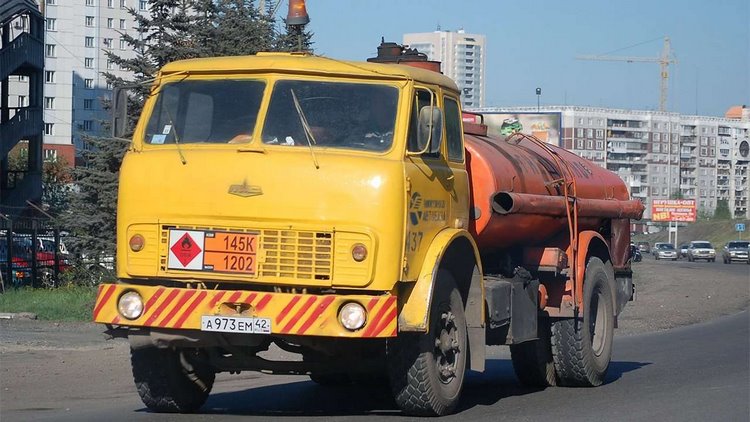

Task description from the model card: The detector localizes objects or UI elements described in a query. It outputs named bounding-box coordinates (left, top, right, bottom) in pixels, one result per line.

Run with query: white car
left=687, top=241, right=716, bottom=262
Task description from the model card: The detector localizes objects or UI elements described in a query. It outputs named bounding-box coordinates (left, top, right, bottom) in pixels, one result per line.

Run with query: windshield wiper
left=290, top=88, right=319, bottom=170
left=164, top=106, right=187, bottom=165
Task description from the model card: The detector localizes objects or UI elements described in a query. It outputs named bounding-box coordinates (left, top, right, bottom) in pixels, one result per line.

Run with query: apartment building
left=472, top=105, right=750, bottom=220
left=1, top=0, right=45, bottom=213
left=7, top=0, right=146, bottom=166
left=403, top=29, right=486, bottom=108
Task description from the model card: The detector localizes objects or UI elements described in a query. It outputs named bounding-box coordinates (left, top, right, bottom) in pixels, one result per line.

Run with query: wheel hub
left=434, top=309, right=460, bottom=384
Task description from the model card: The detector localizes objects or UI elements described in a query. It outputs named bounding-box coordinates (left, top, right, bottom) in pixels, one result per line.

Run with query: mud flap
left=484, top=268, right=539, bottom=345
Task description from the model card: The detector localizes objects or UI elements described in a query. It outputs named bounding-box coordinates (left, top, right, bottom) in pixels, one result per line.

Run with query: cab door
left=402, top=86, right=456, bottom=281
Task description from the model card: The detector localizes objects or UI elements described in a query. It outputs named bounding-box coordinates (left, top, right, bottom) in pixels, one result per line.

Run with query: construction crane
left=576, top=37, right=676, bottom=112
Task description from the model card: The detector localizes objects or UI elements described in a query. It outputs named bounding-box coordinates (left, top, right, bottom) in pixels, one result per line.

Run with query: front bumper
left=93, top=283, right=397, bottom=338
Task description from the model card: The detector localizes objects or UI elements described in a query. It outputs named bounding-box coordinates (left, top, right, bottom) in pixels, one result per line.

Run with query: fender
left=398, top=228, right=486, bottom=370
left=574, top=230, right=615, bottom=313
left=398, top=228, right=483, bottom=332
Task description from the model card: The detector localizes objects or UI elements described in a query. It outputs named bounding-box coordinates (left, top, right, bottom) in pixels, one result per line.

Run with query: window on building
left=653, top=133, right=660, bottom=141
left=85, top=36, right=94, bottom=47
left=47, top=0, right=56, bottom=5
left=104, top=38, right=113, bottom=48
left=576, top=139, right=584, bottom=149
left=45, top=44, right=56, bottom=57
left=84, top=78, right=94, bottom=89
left=586, top=140, right=593, bottom=149
left=119, top=38, right=126, bottom=50
left=586, top=128, right=594, bottom=137
left=576, top=128, right=583, bottom=137
left=45, top=123, right=55, bottom=135
left=18, top=95, right=27, bottom=107
left=46, top=18, right=56, bottom=31
left=108, top=0, right=113, bottom=7
left=85, top=16, right=94, bottom=26
left=653, top=143, right=661, bottom=153
left=119, top=19, right=126, bottom=29
left=107, top=18, right=113, bottom=28
left=45, top=71, right=55, bottom=83
left=595, top=140, right=603, bottom=150
left=139, top=0, right=147, bottom=10
left=106, top=59, right=114, bottom=69
left=596, top=129, right=603, bottom=138
left=44, top=97, right=55, bottom=109
left=44, top=149, right=58, bottom=161
left=120, top=0, right=127, bottom=8
left=85, top=57, right=94, bottom=68
left=84, top=99, right=94, bottom=109
left=83, top=120, right=94, bottom=131
left=106, top=81, right=113, bottom=90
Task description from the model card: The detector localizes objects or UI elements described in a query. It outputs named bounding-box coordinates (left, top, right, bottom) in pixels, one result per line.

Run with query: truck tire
left=510, top=317, right=556, bottom=387
left=551, top=257, right=614, bottom=387
left=131, top=347, right=215, bottom=413
left=387, top=270, right=467, bottom=416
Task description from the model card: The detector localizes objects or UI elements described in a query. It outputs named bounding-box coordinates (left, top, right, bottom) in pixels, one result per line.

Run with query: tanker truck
left=93, top=41, right=643, bottom=416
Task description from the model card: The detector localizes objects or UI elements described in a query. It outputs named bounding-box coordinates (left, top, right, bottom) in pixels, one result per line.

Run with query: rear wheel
left=510, top=317, right=556, bottom=387
left=131, top=347, right=214, bottom=413
left=551, top=257, right=614, bottom=387
left=387, top=270, right=467, bottom=416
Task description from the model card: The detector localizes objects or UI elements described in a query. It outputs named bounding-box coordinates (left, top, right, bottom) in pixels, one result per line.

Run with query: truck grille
left=260, top=230, right=332, bottom=280
left=160, top=226, right=333, bottom=282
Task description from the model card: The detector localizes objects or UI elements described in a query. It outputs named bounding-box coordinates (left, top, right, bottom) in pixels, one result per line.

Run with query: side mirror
left=416, top=106, right=442, bottom=155
left=112, top=86, right=129, bottom=138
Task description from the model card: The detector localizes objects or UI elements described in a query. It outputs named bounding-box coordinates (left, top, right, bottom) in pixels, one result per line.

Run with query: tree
left=41, top=155, right=73, bottom=217
left=714, top=200, right=731, bottom=220
left=274, top=19, right=314, bottom=52
left=61, top=136, right=129, bottom=257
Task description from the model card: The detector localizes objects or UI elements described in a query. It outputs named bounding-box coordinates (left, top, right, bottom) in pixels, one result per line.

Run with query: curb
left=0, top=312, right=38, bottom=320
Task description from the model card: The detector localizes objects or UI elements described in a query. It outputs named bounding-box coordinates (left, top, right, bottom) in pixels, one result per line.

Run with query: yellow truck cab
left=96, top=51, right=481, bottom=415
left=94, top=45, right=639, bottom=416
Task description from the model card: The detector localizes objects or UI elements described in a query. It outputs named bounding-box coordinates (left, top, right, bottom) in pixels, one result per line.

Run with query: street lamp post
left=536, top=87, right=541, bottom=111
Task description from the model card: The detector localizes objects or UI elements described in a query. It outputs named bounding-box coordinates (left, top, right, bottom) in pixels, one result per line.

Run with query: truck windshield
left=144, top=79, right=265, bottom=144
left=262, top=80, right=398, bottom=152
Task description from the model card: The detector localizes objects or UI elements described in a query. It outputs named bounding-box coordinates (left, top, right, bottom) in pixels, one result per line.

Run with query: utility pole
left=577, top=37, right=676, bottom=112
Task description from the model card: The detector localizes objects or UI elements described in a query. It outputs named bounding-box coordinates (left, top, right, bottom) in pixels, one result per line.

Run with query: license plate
left=203, top=232, right=259, bottom=275
left=200, top=315, right=271, bottom=334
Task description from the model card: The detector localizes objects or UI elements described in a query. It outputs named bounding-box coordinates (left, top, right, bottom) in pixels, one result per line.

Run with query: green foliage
left=669, top=190, right=684, bottom=200
left=0, top=285, right=98, bottom=321
left=61, top=136, right=129, bottom=259
left=714, top=200, right=732, bottom=220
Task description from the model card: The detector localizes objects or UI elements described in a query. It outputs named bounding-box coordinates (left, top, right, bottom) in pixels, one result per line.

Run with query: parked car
left=721, top=240, right=749, bottom=264
left=630, top=244, right=642, bottom=262
left=653, top=242, right=678, bottom=260
left=678, top=243, right=690, bottom=259
left=636, top=241, right=651, bottom=253
left=687, top=240, right=716, bottom=262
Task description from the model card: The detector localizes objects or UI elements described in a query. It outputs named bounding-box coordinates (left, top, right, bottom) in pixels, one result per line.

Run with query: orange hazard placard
left=203, top=232, right=259, bottom=274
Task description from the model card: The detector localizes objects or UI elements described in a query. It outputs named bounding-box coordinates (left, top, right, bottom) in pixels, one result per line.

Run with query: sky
left=301, top=0, right=749, bottom=117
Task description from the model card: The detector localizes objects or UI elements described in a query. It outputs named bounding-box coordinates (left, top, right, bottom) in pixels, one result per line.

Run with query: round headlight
left=129, top=234, right=145, bottom=252
left=351, top=244, right=368, bottom=262
left=118, top=291, right=144, bottom=320
left=339, top=302, right=367, bottom=331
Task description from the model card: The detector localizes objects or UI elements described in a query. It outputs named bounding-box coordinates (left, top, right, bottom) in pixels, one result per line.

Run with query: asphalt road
left=1, top=259, right=748, bottom=421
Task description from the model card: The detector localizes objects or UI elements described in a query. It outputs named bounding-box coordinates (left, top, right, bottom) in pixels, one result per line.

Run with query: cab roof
left=159, top=52, right=459, bottom=93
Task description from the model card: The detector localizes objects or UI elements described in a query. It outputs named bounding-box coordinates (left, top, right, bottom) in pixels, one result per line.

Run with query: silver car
left=721, top=241, right=749, bottom=264
left=653, top=242, right=678, bottom=260
left=687, top=241, right=716, bottom=262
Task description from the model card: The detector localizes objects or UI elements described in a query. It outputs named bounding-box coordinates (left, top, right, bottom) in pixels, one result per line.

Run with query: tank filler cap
left=367, top=38, right=442, bottom=73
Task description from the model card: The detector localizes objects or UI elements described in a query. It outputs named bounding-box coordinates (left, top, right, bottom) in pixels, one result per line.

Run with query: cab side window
left=407, top=88, right=440, bottom=156
left=444, top=97, right=463, bottom=162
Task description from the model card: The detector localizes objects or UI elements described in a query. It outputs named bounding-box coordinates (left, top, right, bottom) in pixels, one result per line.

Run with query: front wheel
left=131, top=347, right=215, bottom=413
left=551, top=257, right=614, bottom=387
left=387, top=270, right=467, bottom=416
